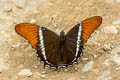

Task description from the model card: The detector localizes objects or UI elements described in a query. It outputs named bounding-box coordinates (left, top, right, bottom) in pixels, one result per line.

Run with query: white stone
left=103, top=59, right=110, bottom=65
left=30, top=18, right=37, bottom=23
left=53, top=23, right=57, bottom=27
left=103, top=25, right=118, bottom=34
left=110, top=47, right=120, bottom=65
left=18, top=69, right=32, bottom=77
left=116, top=0, right=120, bottom=3
left=82, top=58, right=88, bottom=61
left=12, top=0, right=26, bottom=8
left=113, top=20, right=120, bottom=25
left=82, top=61, right=94, bottom=72
left=116, top=67, right=120, bottom=70
left=40, top=74, right=47, bottom=78
left=11, top=43, right=20, bottom=48
left=97, top=71, right=111, bottom=80
left=111, top=57, right=120, bottom=65
left=93, top=54, right=98, bottom=59
left=103, top=45, right=112, bottom=51
left=41, top=71, right=47, bottom=74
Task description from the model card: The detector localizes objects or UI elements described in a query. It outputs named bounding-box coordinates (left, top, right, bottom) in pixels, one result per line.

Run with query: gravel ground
left=0, top=0, right=120, bottom=80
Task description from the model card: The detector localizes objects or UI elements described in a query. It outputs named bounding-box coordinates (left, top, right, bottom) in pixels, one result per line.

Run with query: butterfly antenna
left=62, top=16, right=77, bottom=31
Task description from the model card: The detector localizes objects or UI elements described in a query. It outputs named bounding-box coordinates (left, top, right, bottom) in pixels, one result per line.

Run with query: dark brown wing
left=36, top=27, right=62, bottom=68
left=64, top=23, right=84, bottom=66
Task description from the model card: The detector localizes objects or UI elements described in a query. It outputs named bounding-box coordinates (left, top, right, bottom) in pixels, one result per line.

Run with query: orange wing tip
left=82, top=16, right=102, bottom=43
left=15, top=23, right=39, bottom=48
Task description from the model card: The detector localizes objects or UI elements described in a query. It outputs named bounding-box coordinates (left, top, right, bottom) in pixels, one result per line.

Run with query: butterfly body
left=15, top=16, right=102, bottom=69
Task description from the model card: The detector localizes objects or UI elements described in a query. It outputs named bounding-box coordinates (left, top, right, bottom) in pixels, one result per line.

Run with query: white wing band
left=75, top=22, right=82, bottom=57
left=39, top=27, right=47, bottom=60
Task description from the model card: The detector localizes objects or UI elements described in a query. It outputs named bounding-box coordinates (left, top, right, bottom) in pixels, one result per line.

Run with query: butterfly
left=15, top=16, right=102, bottom=69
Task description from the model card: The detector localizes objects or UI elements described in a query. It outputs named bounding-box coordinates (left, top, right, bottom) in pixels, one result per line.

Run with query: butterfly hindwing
left=64, top=23, right=84, bottom=65
left=36, top=27, right=62, bottom=67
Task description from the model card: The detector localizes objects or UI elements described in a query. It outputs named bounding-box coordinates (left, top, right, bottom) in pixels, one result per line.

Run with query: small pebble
left=12, top=0, right=26, bottom=8
left=103, top=59, right=110, bottom=65
left=82, top=61, right=94, bottom=72
left=34, top=66, right=38, bottom=68
left=41, top=71, right=47, bottom=74
left=18, top=69, right=32, bottom=77
left=93, top=54, right=98, bottom=59
left=116, top=67, right=120, bottom=70
left=4, top=7, right=12, bottom=12
left=11, top=43, right=20, bottom=49
left=53, top=23, right=57, bottom=27
left=40, top=74, right=47, bottom=78
left=82, top=58, right=88, bottom=61
left=103, top=45, right=112, bottom=51
left=113, top=20, right=120, bottom=25
left=30, top=18, right=37, bottom=23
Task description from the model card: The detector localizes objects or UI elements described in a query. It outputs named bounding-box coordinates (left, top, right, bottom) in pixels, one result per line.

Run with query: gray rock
left=113, top=20, right=120, bottom=25
left=111, top=57, right=120, bottom=65
left=110, top=47, right=120, bottom=65
left=97, top=71, right=111, bottom=80
left=12, top=0, right=27, bottom=8
left=18, top=69, right=32, bottom=77
left=116, top=0, right=120, bottom=2
left=103, top=25, right=118, bottom=34
left=82, top=61, right=94, bottom=72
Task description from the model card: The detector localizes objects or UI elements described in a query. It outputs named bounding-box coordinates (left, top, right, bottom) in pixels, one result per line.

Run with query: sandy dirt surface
left=0, top=0, right=120, bottom=80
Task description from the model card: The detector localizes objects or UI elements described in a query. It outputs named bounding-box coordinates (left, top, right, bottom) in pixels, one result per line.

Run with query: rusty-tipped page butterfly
left=15, top=16, right=102, bottom=69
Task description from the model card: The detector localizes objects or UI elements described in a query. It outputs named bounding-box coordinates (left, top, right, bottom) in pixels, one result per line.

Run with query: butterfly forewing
left=82, top=16, right=102, bottom=42
left=15, top=23, right=39, bottom=48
